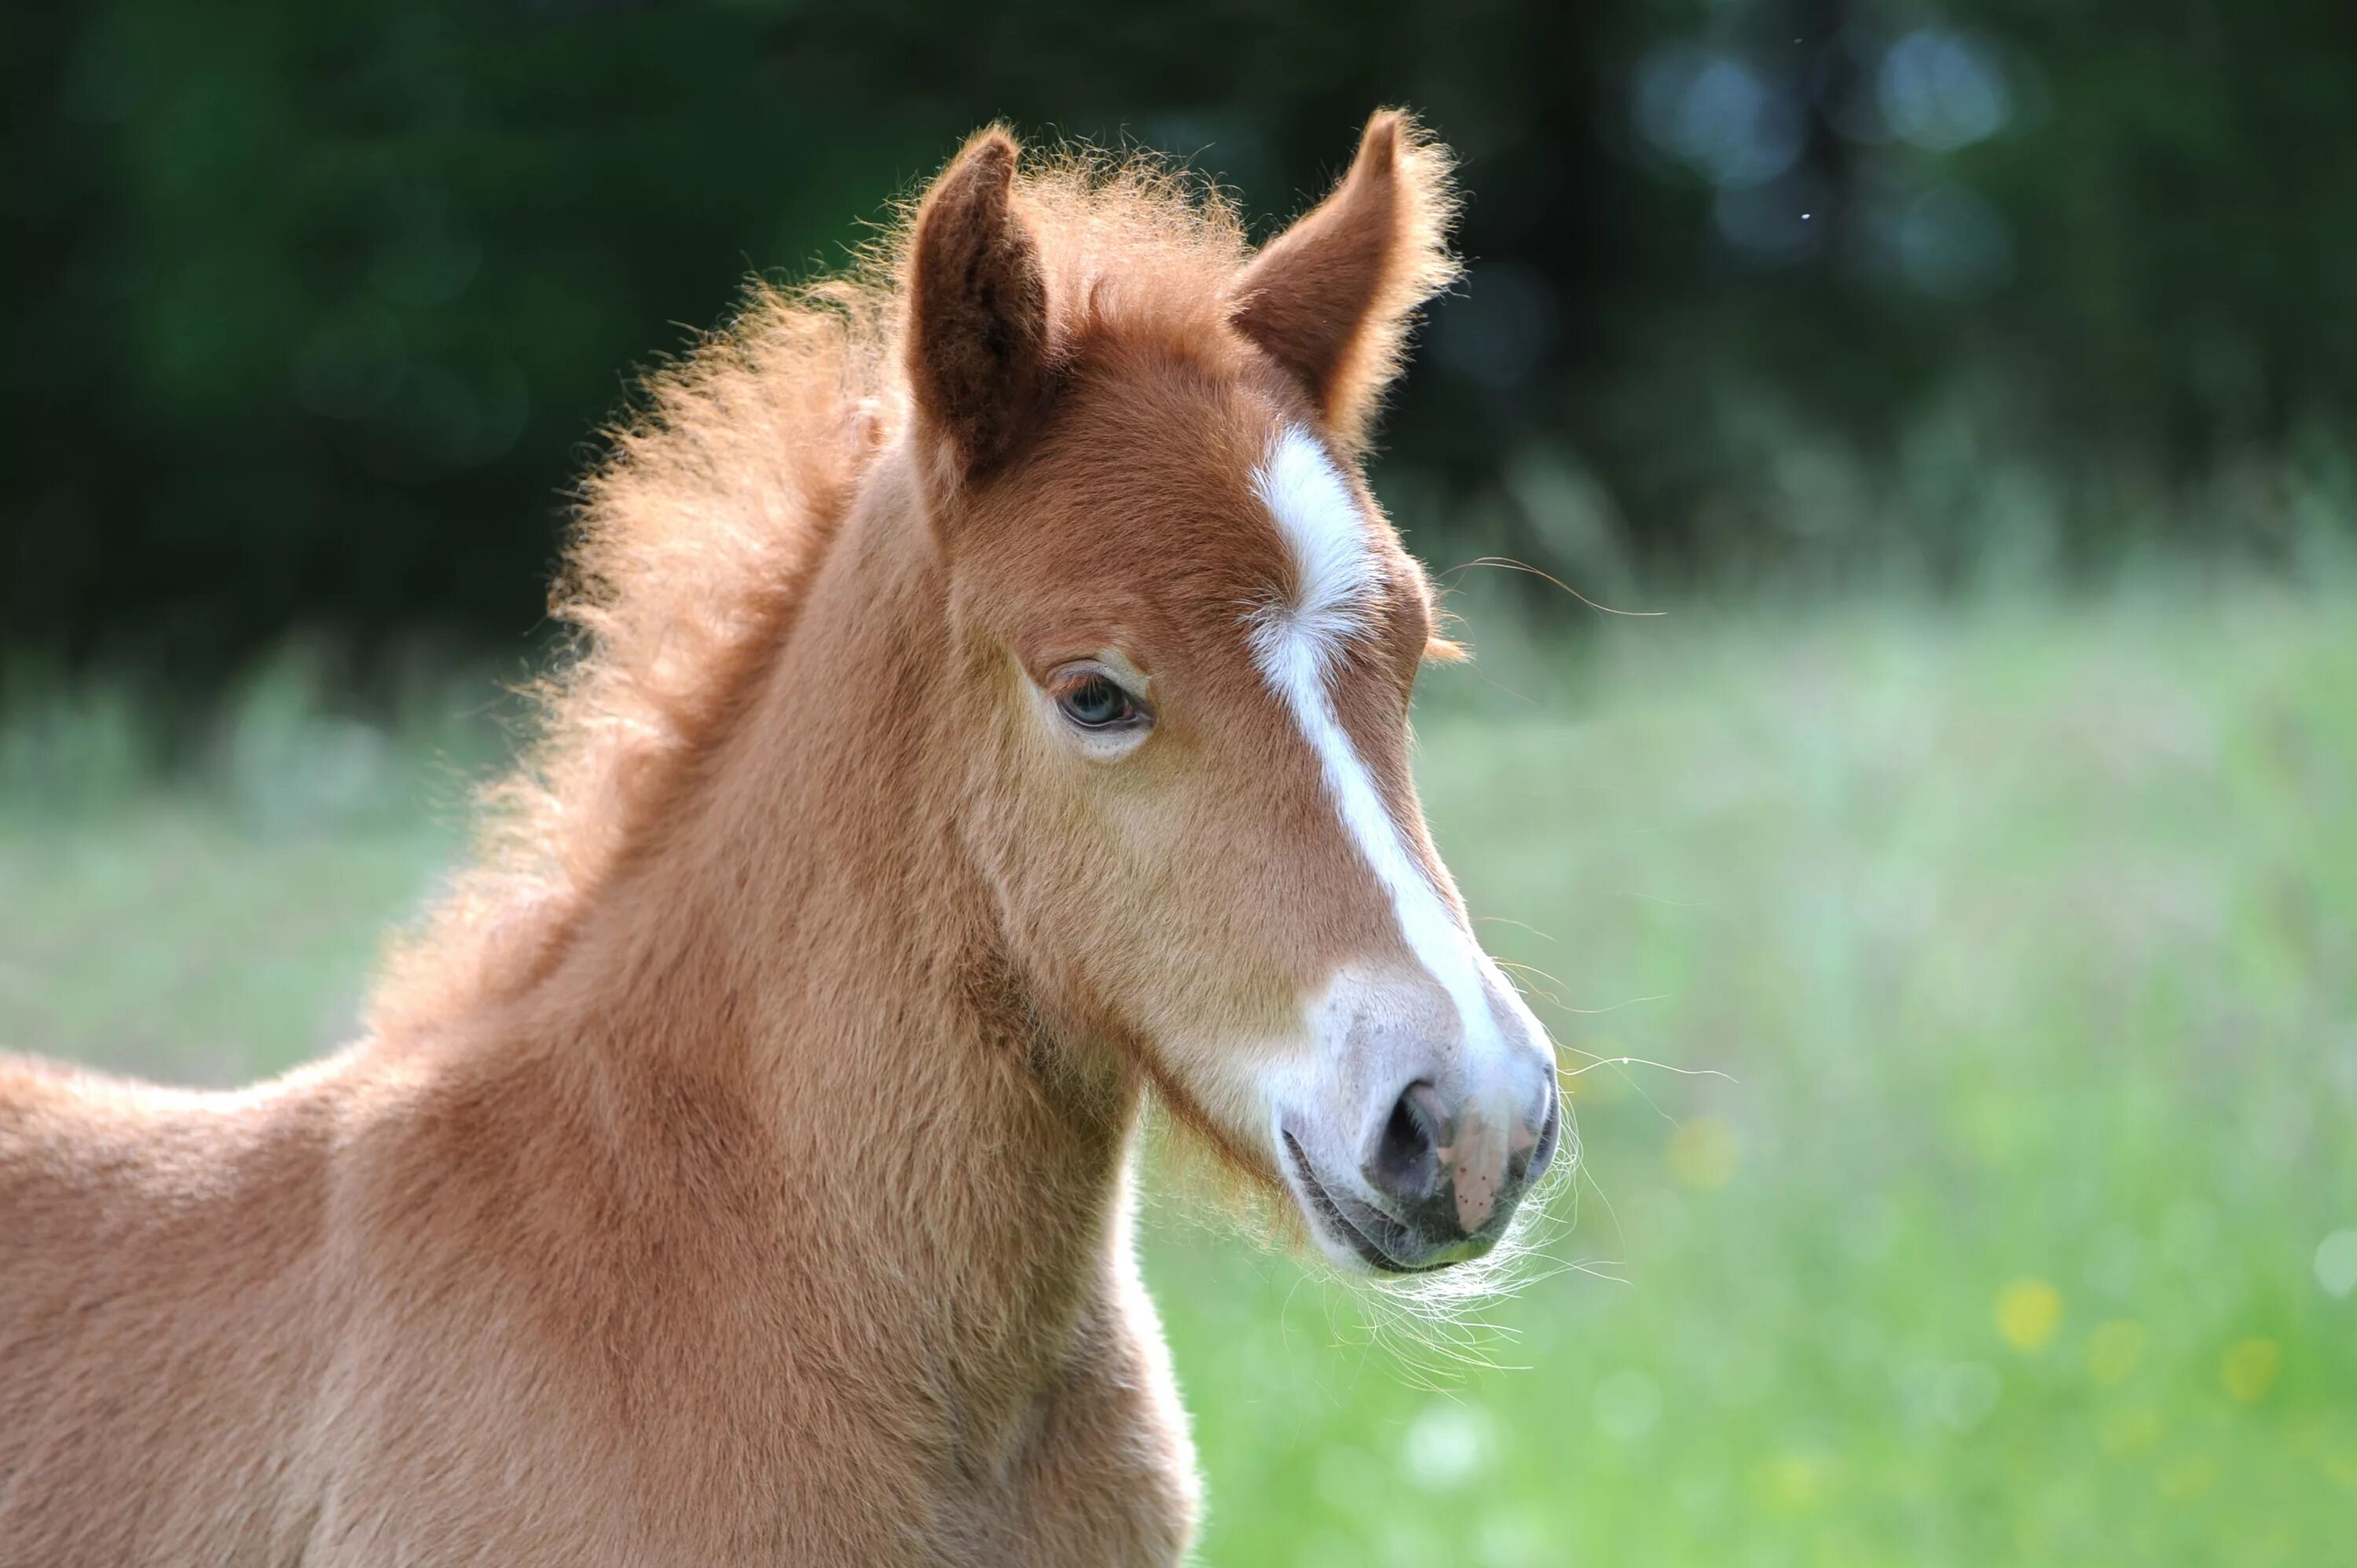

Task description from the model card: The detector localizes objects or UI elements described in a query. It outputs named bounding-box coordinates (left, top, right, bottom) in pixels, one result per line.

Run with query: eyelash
left=1047, top=667, right=1152, bottom=734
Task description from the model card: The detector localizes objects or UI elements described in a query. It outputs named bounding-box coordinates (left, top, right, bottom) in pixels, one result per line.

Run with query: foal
left=0, top=112, right=1561, bottom=1565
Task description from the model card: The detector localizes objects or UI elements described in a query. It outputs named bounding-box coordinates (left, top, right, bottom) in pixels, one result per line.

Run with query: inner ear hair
left=905, top=127, right=1059, bottom=479
left=1229, top=109, right=1461, bottom=456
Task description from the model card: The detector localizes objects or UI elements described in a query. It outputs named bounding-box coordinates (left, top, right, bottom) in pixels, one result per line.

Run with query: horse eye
left=1054, top=674, right=1145, bottom=731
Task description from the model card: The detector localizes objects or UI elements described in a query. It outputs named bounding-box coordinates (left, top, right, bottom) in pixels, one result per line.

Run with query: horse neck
left=511, top=454, right=1142, bottom=1383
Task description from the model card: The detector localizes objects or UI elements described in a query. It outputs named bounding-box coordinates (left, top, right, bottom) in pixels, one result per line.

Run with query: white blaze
left=1244, top=427, right=1503, bottom=1057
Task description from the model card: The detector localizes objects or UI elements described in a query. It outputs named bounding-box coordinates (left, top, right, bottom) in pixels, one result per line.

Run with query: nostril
left=1367, top=1083, right=1442, bottom=1203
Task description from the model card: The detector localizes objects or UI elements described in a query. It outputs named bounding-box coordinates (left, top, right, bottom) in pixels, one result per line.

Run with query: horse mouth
left=1281, top=1130, right=1458, bottom=1275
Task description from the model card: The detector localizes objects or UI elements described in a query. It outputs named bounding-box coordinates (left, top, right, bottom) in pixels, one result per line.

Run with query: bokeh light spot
left=2314, top=1229, right=2357, bottom=1298
left=1667, top=1116, right=1739, bottom=1191
left=1893, top=183, right=2015, bottom=299
left=1752, top=1451, right=1843, bottom=1513
left=1633, top=46, right=1804, bottom=189
left=1592, top=1368, right=1664, bottom=1443
left=2220, top=1338, right=2282, bottom=1404
left=1878, top=30, right=2013, bottom=152
left=1994, top=1277, right=2063, bottom=1352
left=1402, top=1401, right=1495, bottom=1493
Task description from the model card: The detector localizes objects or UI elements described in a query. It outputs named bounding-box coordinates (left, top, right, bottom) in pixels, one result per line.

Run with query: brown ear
left=905, top=128, right=1057, bottom=478
left=1230, top=111, right=1460, bottom=456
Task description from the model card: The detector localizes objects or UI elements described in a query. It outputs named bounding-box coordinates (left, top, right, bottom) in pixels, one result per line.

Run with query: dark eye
left=1056, top=675, right=1142, bottom=730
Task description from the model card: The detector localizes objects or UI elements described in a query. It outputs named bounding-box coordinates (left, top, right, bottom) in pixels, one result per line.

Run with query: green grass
left=5, top=581, right=2353, bottom=1565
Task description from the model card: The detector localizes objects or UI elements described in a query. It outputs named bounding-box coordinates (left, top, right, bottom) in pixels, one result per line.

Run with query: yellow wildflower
left=1994, top=1277, right=2062, bottom=1352
left=2220, top=1338, right=2282, bottom=1404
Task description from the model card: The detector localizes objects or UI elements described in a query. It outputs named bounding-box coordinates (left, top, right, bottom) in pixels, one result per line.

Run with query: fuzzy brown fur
left=1, top=111, right=1462, bottom=1566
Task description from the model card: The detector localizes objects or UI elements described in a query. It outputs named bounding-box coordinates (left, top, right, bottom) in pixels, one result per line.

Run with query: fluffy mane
left=368, top=144, right=1270, bottom=1036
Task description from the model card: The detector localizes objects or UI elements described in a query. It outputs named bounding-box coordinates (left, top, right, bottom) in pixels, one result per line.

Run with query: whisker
left=1473, top=915, right=1556, bottom=943
left=1577, top=1160, right=1629, bottom=1255
left=1438, top=556, right=1666, bottom=618
left=1548, top=991, right=1674, bottom=1017
left=1559, top=1053, right=1737, bottom=1084
left=1489, top=959, right=1564, bottom=1007
left=1492, top=956, right=1572, bottom=995
left=1604, top=1061, right=1678, bottom=1123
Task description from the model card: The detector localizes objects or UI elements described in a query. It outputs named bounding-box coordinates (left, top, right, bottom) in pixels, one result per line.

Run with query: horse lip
left=1281, top=1129, right=1461, bottom=1275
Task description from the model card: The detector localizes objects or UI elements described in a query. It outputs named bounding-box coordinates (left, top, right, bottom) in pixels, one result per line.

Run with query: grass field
left=4, top=579, right=2352, bottom=1565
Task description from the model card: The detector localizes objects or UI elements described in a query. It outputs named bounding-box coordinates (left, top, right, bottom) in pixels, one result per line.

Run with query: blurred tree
left=2, top=0, right=2352, bottom=673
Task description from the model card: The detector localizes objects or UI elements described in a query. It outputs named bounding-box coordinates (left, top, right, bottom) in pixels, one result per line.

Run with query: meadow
left=3, top=576, right=2351, bottom=1566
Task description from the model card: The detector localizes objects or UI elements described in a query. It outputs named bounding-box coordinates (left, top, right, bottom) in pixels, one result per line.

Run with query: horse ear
left=905, top=128, right=1056, bottom=481
left=1230, top=110, right=1460, bottom=455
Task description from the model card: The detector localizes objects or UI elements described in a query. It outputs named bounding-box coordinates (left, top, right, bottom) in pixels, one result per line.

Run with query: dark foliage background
left=7, top=0, right=2354, bottom=672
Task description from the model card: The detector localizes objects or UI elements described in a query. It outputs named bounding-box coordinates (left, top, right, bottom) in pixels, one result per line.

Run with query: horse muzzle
left=1275, top=965, right=1563, bottom=1273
